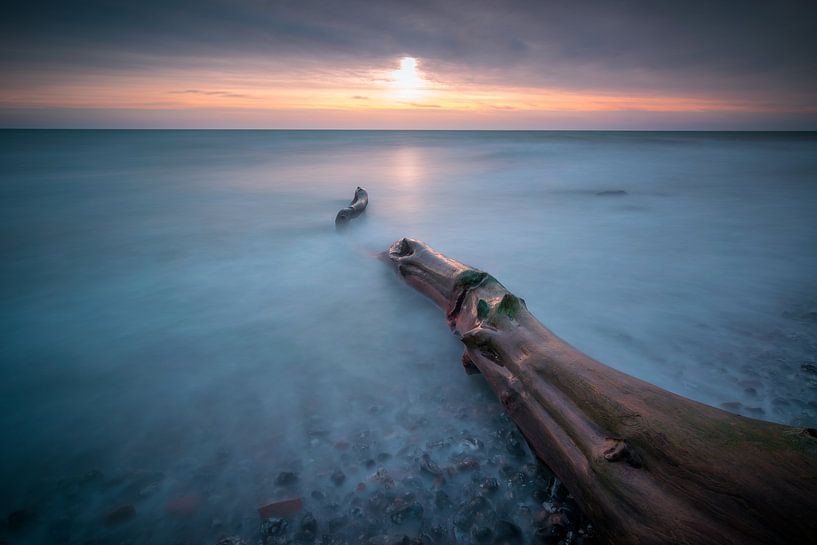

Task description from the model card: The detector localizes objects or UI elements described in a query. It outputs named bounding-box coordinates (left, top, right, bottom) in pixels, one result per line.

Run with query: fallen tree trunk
left=386, top=237, right=817, bottom=545
left=335, top=186, right=368, bottom=227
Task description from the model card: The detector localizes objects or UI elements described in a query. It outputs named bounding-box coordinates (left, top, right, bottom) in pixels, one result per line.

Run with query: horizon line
left=2, top=127, right=817, bottom=132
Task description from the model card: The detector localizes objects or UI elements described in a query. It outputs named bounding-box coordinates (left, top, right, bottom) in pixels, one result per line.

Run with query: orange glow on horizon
left=1, top=56, right=810, bottom=119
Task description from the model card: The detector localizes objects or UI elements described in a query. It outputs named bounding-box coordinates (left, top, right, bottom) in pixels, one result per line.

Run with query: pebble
left=276, top=471, right=299, bottom=486
left=505, top=433, right=526, bottom=457
left=300, top=511, right=318, bottom=540
left=331, top=469, right=346, bottom=486
left=479, top=477, right=499, bottom=493
left=328, top=514, right=349, bottom=531
left=261, top=517, right=289, bottom=545
left=456, top=456, right=481, bottom=471
left=419, top=453, right=443, bottom=476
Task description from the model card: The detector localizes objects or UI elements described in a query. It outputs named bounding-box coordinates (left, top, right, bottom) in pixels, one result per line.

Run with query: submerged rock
left=456, top=456, right=481, bottom=472
left=331, top=469, right=346, bottom=486
left=388, top=501, right=423, bottom=525
left=261, top=517, right=290, bottom=545
left=434, top=490, right=454, bottom=510
left=504, top=433, right=526, bottom=458
left=298, top=512, right=318, bottom=542
left=276, top=471, right=299, bottom=486
left=454, top=496, right=496, bottom=531
left=595, top=190, right=627, bottom=196
left=479, top=478, right=499, bottom=494
left=419, top=453, right=443, bottom=476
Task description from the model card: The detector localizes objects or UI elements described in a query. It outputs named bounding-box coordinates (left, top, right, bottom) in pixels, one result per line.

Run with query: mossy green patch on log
left=455, top=269, right=495, bottom=291
left=496, top=293, right=524, bottom=319
left=477, top=299, right=490, bottom=320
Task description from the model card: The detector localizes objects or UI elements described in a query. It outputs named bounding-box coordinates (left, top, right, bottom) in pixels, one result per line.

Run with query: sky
left=1, top=0, right=816, bottom=129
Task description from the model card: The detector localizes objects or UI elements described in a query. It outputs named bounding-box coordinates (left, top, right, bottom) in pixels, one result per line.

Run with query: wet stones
left=367, top=491, right=390, bottom=513
left=434, top=490, right=454, bottom=510
left=327, top=514, right=349, bottom=532
left=455, top=456, right=481, bottom=472
left=534, top=511, right=569, bottom=544
left=459, top=436, right=485, bottom=452
left=373, top=468, right=395, bottom=488
left=261, top=517, right=289, bottom=545
left=385, top=495, right=423, bottom=525
left=298, top=512, right=318, bottom=542
left=504, top=432, right=527, bottom=458
left=479, top=477, right=499, bottom=494
left=419, top=453, right=443, bottom=477
left=454, top=496, right=496, bottom=533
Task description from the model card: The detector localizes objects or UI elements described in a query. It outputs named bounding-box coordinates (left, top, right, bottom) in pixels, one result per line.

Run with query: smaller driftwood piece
left=386, top=237, right=817, bottom=545
left=335, top=186, right=368, bottom=228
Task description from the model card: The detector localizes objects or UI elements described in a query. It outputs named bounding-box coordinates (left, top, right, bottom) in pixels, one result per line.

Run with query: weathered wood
left=335, top=186, right=368, bottom=227
left=386, top=237, right=817, bottom=545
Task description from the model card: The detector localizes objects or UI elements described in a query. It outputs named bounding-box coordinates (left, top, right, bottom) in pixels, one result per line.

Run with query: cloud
left=1, top=0, right=815, bottom=127
left=170, top=89, right=256, bottom=99
left=402, top=102, right=441, bottom=109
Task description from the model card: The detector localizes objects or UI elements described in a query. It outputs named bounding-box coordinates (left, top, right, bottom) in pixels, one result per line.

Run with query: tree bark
left=386, top=237, right=817, bottom=545
left=335, top=187, right=368, bottom=227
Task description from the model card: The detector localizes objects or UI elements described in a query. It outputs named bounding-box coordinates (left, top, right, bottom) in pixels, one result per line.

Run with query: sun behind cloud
left=389, top=57, right=426, bottom=99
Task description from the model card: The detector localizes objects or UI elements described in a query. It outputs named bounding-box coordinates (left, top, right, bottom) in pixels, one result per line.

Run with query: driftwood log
left=335, top=186, right=368, bottom=227
left=386, top=237, right=817, bottom=545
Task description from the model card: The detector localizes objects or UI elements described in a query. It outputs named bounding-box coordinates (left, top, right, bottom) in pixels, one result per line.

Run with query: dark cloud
left=1, top=0, right=816, bottom=126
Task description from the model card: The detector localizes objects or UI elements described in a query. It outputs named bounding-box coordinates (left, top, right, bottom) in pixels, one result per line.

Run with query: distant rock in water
left=595, top=189, right=628, bottom=196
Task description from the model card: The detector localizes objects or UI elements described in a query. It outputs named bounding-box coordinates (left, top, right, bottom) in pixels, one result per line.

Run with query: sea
left=1, top=130, right=816, bottom=544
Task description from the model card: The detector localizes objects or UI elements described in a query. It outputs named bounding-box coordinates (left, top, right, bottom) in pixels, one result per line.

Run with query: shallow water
left=1, top=130, right=816, bottom=544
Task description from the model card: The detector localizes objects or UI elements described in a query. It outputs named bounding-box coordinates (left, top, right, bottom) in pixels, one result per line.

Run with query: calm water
left=1, top=130, right=816, bottom=544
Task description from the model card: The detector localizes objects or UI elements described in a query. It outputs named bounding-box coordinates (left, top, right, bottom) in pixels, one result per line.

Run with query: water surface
left=1, top=130, right=816, bottom=544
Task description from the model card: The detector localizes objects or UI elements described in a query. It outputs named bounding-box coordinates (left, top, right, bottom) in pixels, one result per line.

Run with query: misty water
left=1, top=130, right=816, bottom=545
